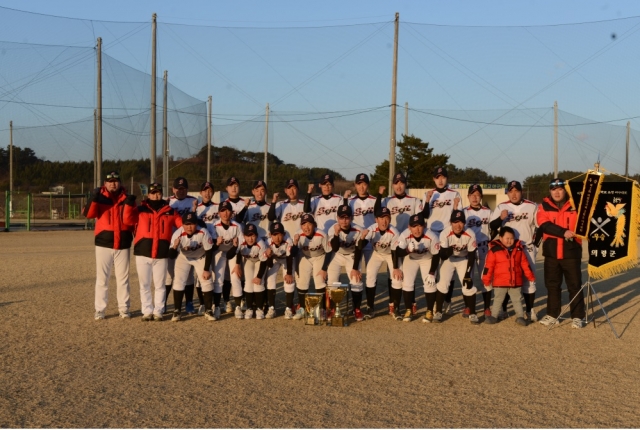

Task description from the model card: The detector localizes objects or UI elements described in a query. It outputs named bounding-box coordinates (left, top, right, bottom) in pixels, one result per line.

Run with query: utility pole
left=626, top=121, right=630, bottom=177
left=162, top=70, right=168, bottom=192
left=96, top=37, right=102, bottom=187
left=9, top=121, right=13, bottom=217
left=207, top=96, right=212, bottom=182
left=150, top=13, right=157, bottom=183
left=93, top=109, right=97, bottom=188
left=554, top=101, right=558, bottom=178
left=388, top=12, right=399, bottom=194
left=264, top=103, right=269, bottom=183
left=404, top=102, right=408, bottom=136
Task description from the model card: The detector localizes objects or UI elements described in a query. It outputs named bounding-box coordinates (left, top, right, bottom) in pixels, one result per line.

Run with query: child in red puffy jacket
left=482, top=226, right=536, bottom=326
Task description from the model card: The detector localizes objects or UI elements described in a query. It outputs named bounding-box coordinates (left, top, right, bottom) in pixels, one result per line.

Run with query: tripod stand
left=548, top=276, right=619, bottom=339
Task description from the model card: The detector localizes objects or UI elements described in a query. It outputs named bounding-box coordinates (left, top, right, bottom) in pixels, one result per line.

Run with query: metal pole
left=96, top=38, right=102, bottom=186
left=131, top=177, right=134, bottom=195
left=404, top=102, right=408, bottom=136
left=9, top=120, right=13, bottom=219
left=26, top=193, right=31, bottom=231
left=207, top=95, right=212, bottom=182
left=93, top=109, right=97, bottom=188
left=264, top=103, right=269, bottom=183
left=625, top=121, right=630, bottom=177
left=162, top=70, right=168, bottom=192
left=388, top=12, right=399, bottom=194
left=4, top=191, right=9, bottom=231
left=150, top=13, right=157, bottom=183
left=554, top=101, right=558, bottom=177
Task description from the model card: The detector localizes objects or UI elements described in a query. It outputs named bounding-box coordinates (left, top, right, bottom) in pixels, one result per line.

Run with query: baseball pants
left=173, top=253, right=215, bottom=293
left=436, top=256, right=477, bottom=296
left=366, top=252, right=402, bottom=290
left=296, top=255, right=327, bottom=291
left=402, top=257, right=434, bottom=292
left=266, top=258, right=296, bottom=294
left=135, top=256, right=168, bottom=316
left=327, top=252, right=363, bottom=292
left=95, top=246, right=130, bottom=313
left=166, top=257, right=194, bottom=286
left=243, top=259, right=265, bottom=294
left=213, top=252, right=241, bottom=297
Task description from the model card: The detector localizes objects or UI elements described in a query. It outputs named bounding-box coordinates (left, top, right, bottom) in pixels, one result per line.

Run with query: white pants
left=243, top=259, right=265, bottom=293
left=402, top=256, right=434, bottom=292
left=296, top=255, right=327, bottom=291
left=471, top=242, right=489, bottom=294
left=522, top=244, right=537, bottom=294
left=327, top=252, right=363, bottom=292
left=366, top=252, right=402, bottom=290
left=95, top=246, right=130, bottom=313
left=173, top=253, right=215, bottom=293
left=166, top=257, right=193, bottom=286
left=436, top=256, right=477, bottom=296
left=266, top=258, right=296, bottom=293
left=135, top=256, right=168, bottom=316
left=214, top=252, right=241, bottom=296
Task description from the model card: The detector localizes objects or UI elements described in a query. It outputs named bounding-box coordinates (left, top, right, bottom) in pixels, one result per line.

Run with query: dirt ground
left=1, top=231, right=639, bottom=428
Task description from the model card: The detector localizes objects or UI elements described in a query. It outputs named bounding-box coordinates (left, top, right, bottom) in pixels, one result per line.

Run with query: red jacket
left=84, top=186, right=137, bottom=249
left=132, top=200, right=182, bottom=259
left=482, top=239, right=535, bottom=287
left=536, top=197, right=582, bottom=260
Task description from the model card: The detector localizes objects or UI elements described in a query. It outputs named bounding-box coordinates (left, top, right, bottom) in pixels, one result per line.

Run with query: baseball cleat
left=530, top=309, right=539, bottom=322
left=292, top=307, right=304, bottom=320
left=198, top=304, right=205, bottom=316
left=171, top=311, right=182, bottom=322
left=354, top=308, right=364, bottom=322
left=185, top=302, right=195, bottom=315
left=225, top=301, right=233, bottom=313
left=402, top=309, right=412, bottom=322
left=119, top=310, right=131, bottom=319
left=244, top=309, right=254, bottom=319
left=204, top=309, right=216, bottom=321
left=94, top=311, right=105, bottom=320
left=388, top=303, right=395, bottom=316
left=266, top=306, right=277, bottom=319
left=433, top=312, right=443, bottom=323
left=255, top=308, right=265, bottom=320
left=393, top=309, right=402, bottom=321
left=141, top=314, right=153, bottom=322
left=484, top=309, right=492, bottom=318
left=284, top=307, right=294, bottom=320
left=234, top=306, right=244, bottom=319
left=366, top=308, right=375, bottom=319
left=462, top=307, right=470, bottom=318
left=422, top=310, right=434, bottom=323
left=153, top=314, right=163, bottom=322
left=469, top=314, right=480, bottom=325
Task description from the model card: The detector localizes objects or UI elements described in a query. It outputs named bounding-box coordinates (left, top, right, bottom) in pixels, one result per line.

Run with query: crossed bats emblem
left=591, top=217, right=610, bottom=236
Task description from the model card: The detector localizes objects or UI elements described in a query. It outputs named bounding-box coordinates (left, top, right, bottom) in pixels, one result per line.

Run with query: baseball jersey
left=168, top=195, right=198, bottom=217
left=274, top=199, right=305, bottom=236
left=225, top=197, right=247, bottom=225
left=296, top=229, right=330, bottom=258
left=463, top=205, right=491, bottom=245
left=238, top=238, right=268, bottom=263
left=439, top=226, right=477, bottom=258
left=197, top=201, right=219, bottom=229
left=328, top=225, right=363, bottom=256
left=397, top=227, right=440, bottom=260
left=490, top=200, right=538, bottom=245
left=264, top=233, right=294, bottom=260
left=244, top=201, right=271, bottom=239
left=170, top=226, right=214, bottom=260
left=211, top=220, right=244, bottom=254
left=364, top=223, right=400, bottom=256
left=382, top=194, right=421, bottom=233
left=423, top=188, right=462, bottom=233
left=310, top=194, right=342, bottom=231
left=349, top=195, right=377, bottom=228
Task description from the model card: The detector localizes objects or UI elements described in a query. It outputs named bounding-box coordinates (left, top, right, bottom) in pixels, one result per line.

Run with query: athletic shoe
left=484, top=315, right=497, bottom=324
left=141, top=314, right=153, bottom=322
left=255, top=309, right=265, bottom=320
left=119, top=310, right=131, bottom=319
left=515, top=317, right=527, bottom=326
left=240, top=299, right=247, bottom=312
left=225, top=301, right=233, bottom=313
left=443, top=301, right=452, bottom=315
left=185, top=302, right=195, bottom=315
left=433, top=312, right=443, bottom=323
left=393, top=309, right=402, bottom=321
left=94, top=311, right=105, bottom=320
left=354, top=308, right=364, bottom=322
left=171, top=311, right=181, bottom=322
left=402, top=309, right=412, bottom=322
left=153, top=314, right=163, bottom=322
left=213, top=306, right=221, bottom=321
left=462, top=307, right=470, bottom=318
left=198, top=304, right=205, bottom=316
left=366, top=308, right=375, bottom=319
left=484, top=309, right=492, bottom=318
left=244, top=309, right=254, bottom=319
left=422, top=310, right=434, bottom=323
left=538, top=315, right=558, bottom=327
left=498, top=310, right=508, bottom=321
left=234, top=306, right=244, bottom=319
left=204, top=309, right=216, bottom=321
left=571, top=318, right=584, bottom=329
left=530, top=309, right=538, bottom=322
left=266, top=307, right=276, bottom=319
left=411, top=303, right=417, bottom=316
left=284, top=307, right=294, bottom=320
left=293, top=307, right=305, bottom=320
left=388, top=303, right=395, bottom=316
left=469, top=314, right=480, bottom=325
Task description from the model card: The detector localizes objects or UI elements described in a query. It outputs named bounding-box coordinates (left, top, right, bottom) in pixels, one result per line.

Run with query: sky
left=2, top=0, right=640, bottom=183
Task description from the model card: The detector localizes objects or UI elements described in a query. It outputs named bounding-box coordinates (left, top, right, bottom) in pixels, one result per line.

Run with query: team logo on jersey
left=340, top=239, right=357, bottom=248
left=466, top=218, right=489, bottom=228
left=201, top=213, right=218, bottom=222
left=374, top=242, right=391, bottom=250
left=353, top=207, right=374, bottom=217
left=282, top=212, right=304, bottom=222
left=250, top=213, right=268, bottom=222
left=431, top=199, right=453, bottom=209
left=390, top=206, right=412, bottom=215
left=507, top=212, right=529, bottom=222
left=316, top=206, right=338, bottom=216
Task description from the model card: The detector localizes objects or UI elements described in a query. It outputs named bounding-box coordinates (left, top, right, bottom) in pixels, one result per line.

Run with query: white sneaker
left=240, top=299, right=247, bottom=311
left=213, top=306, right=220, bottom=321
left=204, top=309, right=216, bottom=321
left=119, top=310, right=131, bottom=319
left=433, top=312, right=443, bottom=323
left=529, top=309, right=538, bottom=322
left=469, top=314, right=480, bottom=325
left=571, top=318, right=583, bottom=329
left=266, top=306, right=276, bottom=319
left=284, top=307, right=294, bottom=320
left=171, top=311, right=181, bottom=322
left=234, top=306, right=244, bottom=319
left=443, top=301, right=452, bottom=315
left=255, top=309, right=265, bottom=320
left=153, top=314, right=163, bottom=322
left=94, top=311, right=105, bottom=320
left=539, top=315, right=558, bottom=327
left=198, top=304, right=205, bottom=316
left=292, top=307, right=305, bottom=320
left=244, top=309, right=254, bottom=319
left=225, top=301, right=233, bottom=313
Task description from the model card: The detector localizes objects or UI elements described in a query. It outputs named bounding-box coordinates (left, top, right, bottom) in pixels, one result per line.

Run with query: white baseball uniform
left=197, top=201, right=220, bottom=226
left=308, top=194, right=342, bottom=232
left=166, top=195, right=198, bottom=285
left=170, top=226, right=215, bottom=293
left=263, top=234, right=296, bottom=294
left=327, top=225, right=364, bottom=292
left=380, top=194, right=421, bottom=233
left=244, top=201, right=271, bottom=240
left=225, top=197, right=247, bottom=227
left=273, top=199, right=305, bottom=237
left=423, top=188, right=462, bottom=234
left=464, top=205, right=492, bottom=292
left=295, top=229, right=331, bottom=291
left=436, top=226, right=477, bottom=296
left=397, top=227, right=440, bottom=292
left=364, top=223, right=403, bottom=290
left=211, top=220, right=244, bottom=296
left=238, top=238, right=268, bottom=293
left=349, top=194, right=377, bottom=264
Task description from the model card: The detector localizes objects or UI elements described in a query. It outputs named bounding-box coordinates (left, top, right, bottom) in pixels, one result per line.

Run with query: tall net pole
left=264, top=103, right=269, bottom=183
left=150, top=13, right=157, bottom=183
left=404, top=102, right=408, bottom=136
left=162, top=70, right=168, bottom=192
left=96, top=37, right=102, bottom=186
left=93, top=109, right=97, bottom=188
left=554, top=101, right=558, bottom=178
left=626, top=121, right=630, bottom=177
left=207, top=95, right=212, bottom=182
left=388, top=13, right=399, bottom=194
left=9, top=120, right=13, bottom=217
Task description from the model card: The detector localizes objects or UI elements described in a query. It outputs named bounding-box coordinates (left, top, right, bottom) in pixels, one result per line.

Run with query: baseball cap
left=300, top=213, right=316, bottom=225
left=468, top=184, right=483, bottom=196
left=507, top=180, right=523, bottom=192
left=173, top=177, right=188, bottom=189
left=392, top=173, right=407, bottom=184
left=182, top=211, right=197, bottom=224
left=409, top=213, right=425, bottom=227
left=200, top=181, right=213, bottom=191
left=148, top=182, right=162, bottom=193
left=219, top=201, right=233, bottom=212
left=270, top=222, right=285, bottom=234
left=320, top=173, right=334, bottom=185
left=286, top=178, right=299, bottom=189
left=450, top=209, right=466, bottom=223
left=226, top=176, right=239, bottom=186
left=355, top=173, right=370, bottom=184
left=549, top=177, right=566, bottom=190
left=243, top=223, right=258, bottom=236
left=433, top=166, right=448, bottom=178
left=337, top=204, right=352, bottom=218
left=375, top=207, right=391, bottom=218
left=253, top=180, right=267, bottom=190
left=105, top=171, right=120, bottom=182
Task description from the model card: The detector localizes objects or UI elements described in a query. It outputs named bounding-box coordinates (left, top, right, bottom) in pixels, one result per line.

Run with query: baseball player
left=304, top=173, right=342, bottom=232
left=489, top=180, right=538, bottom=321
left=293, top=214, right=331, bottom=320
left=327, top=204, right=366, bottom=322
left=347, top=173, right=377, bottom=230
left=168, top=212, right=217, bottom=322
left=222, top=176, right=248, bottom=312
left=83, top=170, right=137, bottom=320
left=362, top=207, right=403, bottom=319
left=194, top=180, right=219, bottom=315
left=244, top=180, right=271, bottom=239
left=132, top=182, right=182, bottom=321
left=268, top=178, right=306, bottom=238
left=237, top=223, right=268, bottom=319
left=395, top=213, right=440, bottom=322
left=463, top=184, right=493, bottom=318
left=434, top=210, right=478, bottom=324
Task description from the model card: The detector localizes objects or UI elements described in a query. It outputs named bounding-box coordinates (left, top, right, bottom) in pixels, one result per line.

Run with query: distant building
left=49, top=185, right=65, bottom=195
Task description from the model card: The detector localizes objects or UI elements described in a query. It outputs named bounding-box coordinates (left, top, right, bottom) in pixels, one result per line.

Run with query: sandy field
left=1, top=230, right=639, bottom=428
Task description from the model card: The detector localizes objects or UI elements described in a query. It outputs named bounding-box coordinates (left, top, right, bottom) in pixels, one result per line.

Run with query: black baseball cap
left=182, top=211, right=197, bottom=224
left=507, top=180, right=523, bottom=192
left=173, top=177, right=188, bottom=188
left=450, top=209, right=466, bottom=223
left=433, top=166, right=448, bottom=178
left=200, top=181, right=213, bottom=191
left=355, top=173, right=370, bottom=184
left=226, top=176, right=239, bottom=186
left=468, top=184, right=483, bottom=196
left=337, top=204, right=352, bottom=218
left=300, top=213, right=316, bottom=225
left=270, top=222, right=285, bottom=234
left=320, top=173, right=334, bottom=185
left=244, top=223, right=258, bottom=236
left=253, top=180, right=267, bottom=190
left=549, top=178, right=566, bottom=190
left=409, top=213, right=425, bottom=227
left=105, top=171, right=120, bottom=182
left=219, top=201, right=233, bottom=212
left=392, top=173, right=407, bottom=184
left=148, top=182, right=162, bottom=193
left=286, top=178, right=299, bottom=189
left=376, top=207, right=391, bottom=218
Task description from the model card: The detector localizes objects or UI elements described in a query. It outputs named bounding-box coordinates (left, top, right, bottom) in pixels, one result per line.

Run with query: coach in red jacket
left=536, top=178, right=585, bottom=329
left=84, top=171, right=137, bottom=320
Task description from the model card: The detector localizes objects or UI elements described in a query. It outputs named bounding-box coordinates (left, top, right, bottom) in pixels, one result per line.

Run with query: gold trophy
left=304, top=293, right=322, bottom=325
left=329, top=286, right=348, bottom=327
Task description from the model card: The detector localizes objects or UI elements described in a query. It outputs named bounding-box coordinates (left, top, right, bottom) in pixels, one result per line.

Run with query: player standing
left=237, top=223, right=268, bottom=319
left=268, top=178, right=305, bottom=237
left=244, top=180, right=271, bottom=240
left=304, top=173, right=342, bottom=232
left=258, top=222, right=295, bottom=319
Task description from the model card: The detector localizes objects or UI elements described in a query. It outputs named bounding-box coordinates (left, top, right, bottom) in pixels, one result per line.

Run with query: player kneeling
left=168, top=212, right=217, bottom=321
left=259, top=222, right=295, bottom=319
left=237, top=223, right=268, bottom=319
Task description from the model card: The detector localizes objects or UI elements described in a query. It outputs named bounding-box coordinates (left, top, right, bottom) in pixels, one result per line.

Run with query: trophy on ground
left=304, top=293, right=323, bottom=325
left=328, top=283, right=349, bottom=327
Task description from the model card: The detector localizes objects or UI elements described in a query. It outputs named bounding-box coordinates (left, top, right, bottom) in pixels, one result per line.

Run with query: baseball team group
left=83, top=167, right=587, bottom=329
